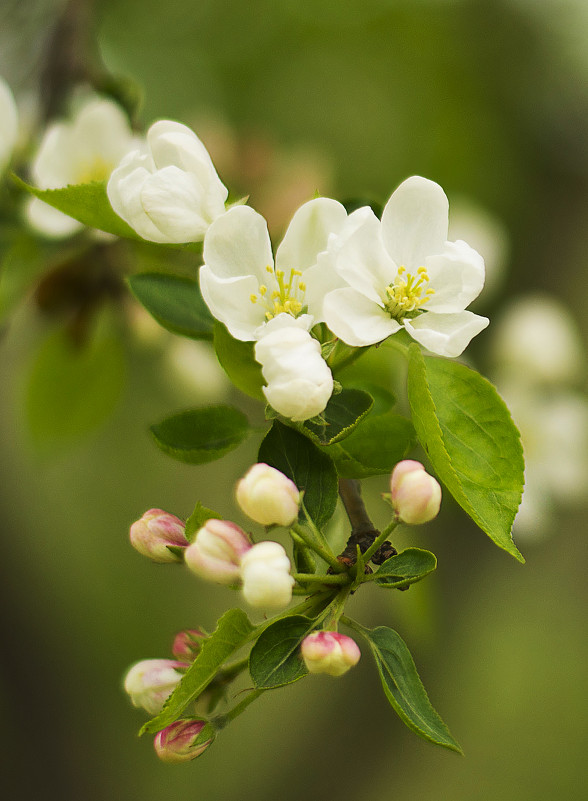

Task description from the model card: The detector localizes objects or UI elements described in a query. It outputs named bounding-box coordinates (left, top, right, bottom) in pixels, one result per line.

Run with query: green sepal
left=249, top=616, right=316, bottom=689
left=373, top=548, right=437, bottom=589
left=213, top=322, right=265, bottom=400
left=127, top=272, right=213, bottom=340
left=185, top=501, right=223, bottom=542
left=150, top=405, right=250, bottom=464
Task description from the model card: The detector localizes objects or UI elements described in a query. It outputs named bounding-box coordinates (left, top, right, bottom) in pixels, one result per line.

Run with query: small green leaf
left=14, top=176, right=141, bottom=240
left=213, top=322, right=265, bottom=400
left=249, top=616, right=315, bottom=689
left=141, top=608, right=254, bottom=734
left=185, top=501, right=222, bottom=542
left=296, top=388, right=373, bottom=445
left=373, top=548, right=437, bottom=589
left=127, top=273, right=213, bottom=340
left=407, top=345, right=524, bottom=562
left=151, top=405, right=250, bottom=464
left=258, top=420, right=338, bottom=529
left=359, top=624, right=462, bottom=752
left=328, top=413, right=416, bottom=478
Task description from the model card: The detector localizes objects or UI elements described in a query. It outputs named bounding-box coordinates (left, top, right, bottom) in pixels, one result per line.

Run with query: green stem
left=361, top=518, right=399, bottom=564
left=300, top=500, right=335, bottom=553
left=291, top=523, right=346, bottom=573
left=292, top=572, right=349, bottom=586
left=214, top=688, right=265, bottom=729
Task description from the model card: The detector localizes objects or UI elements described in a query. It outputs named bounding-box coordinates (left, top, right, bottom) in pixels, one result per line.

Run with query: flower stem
left=291, top=523, right=346, bottom=573
left=292, top=572, right=349, bottom=586
left=361, top=518, right=399, bottom=564
left=214, top=688, right=265, bottom=729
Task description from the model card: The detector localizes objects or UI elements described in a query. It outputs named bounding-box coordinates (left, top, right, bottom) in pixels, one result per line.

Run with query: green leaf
left=296, top=388, right=373, bottom=445
left=127, top=273, right=213, bottom=340
left=360, top=624, right=462, bottom=753
left=13, top=176, right=141, bottom=240
left=249, top=616, right=315, bottom=689
left=373, top=548, right=437, bottom=589
left=213, top=322, right=265, bottom=400
left=0, top=233, right=52, bottom=322
left=328, top=412, right=416, bottom=478
left=150, top=405, right=250, bottom=464
left=258, top=420, right=338, bottom=529
left=407, top=345, right=524, bottom=562
left=141, top=608, right=253, bottom=734
left=26, top=322, right=125, bottom=448
left=185, top=501, right=222, bottom=542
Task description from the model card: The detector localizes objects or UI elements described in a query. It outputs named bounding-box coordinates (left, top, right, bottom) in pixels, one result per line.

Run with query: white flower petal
left=404, top=310, right=489, bottom=357
left=107, top=157, right=170, bottom=242
left=31, top=122, right=77, bottom=187
left=203, top=205, right=274, bottom=284
left=0, top=77, right=18, bottom=171
left=140, top=166, right=210, bottom=242
left=424, top=240, right=486, bottom=313
left=335, top=211, right=398, bottom=304
left=70, top=98, right=135, bottom=169
left=381, top=176, right=449, bottom=269
left=25, top=196, right=82, bottom=238
left=323, top=287, right=401, bottom=347
left=199, top=267, right=265, bottom=340
left=275, top=197, right=347, bottom=274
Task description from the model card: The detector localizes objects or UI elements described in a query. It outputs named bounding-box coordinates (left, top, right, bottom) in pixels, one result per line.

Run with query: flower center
left=383, top=265, right=435, bottom=320
left=77, top=156, right=114, bottom=184
left=250, top=265, right=307, bottom=321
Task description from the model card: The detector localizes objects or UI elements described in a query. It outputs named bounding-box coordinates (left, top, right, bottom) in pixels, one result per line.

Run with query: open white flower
left=0, top=76, right=18, bottom=172
left=107, top=120, right=228, bottom=244
left=322, top=176, right=489, bottom=357
left=27, top=96, right=137, bottom=238
left=199, top=197, right=349, bottom=341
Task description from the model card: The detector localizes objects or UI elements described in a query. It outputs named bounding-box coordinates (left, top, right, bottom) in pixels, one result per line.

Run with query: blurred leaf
left=0, top=233, right=52, bottom=322
left=213, top=321, right=265, bottom=400
left=328, top=412, right=416, bottom=478
left=249, top=616, right=314, bottom=689
left=373, top=548, right=437, bottom=589
left=26, top=322, right=125, bottom=448
left=295, top=388, right=373, bottom=445
left=185, top=501, right=223, bottom=542
left=150, top=405, right=250, bottom=464
left=407, top=345, right=524, bottom=562
left=141, top=608, right=254, bottom=735
left=127, top=272, right=213, bottom=340
left=13, top=176, right=141, bottom=240
left=258, top=420, right=338, bottom=529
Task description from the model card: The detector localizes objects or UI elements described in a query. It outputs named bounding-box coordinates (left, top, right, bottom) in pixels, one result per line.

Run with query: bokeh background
left=1, top=1, right=588, bottom=799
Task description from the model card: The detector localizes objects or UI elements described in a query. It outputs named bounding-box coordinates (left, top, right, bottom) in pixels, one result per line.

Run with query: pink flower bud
left=123, top=659, right=185, bottom=715
left=184, top=519, right=252, bottom=584
left=171, top=629, right=207, bottom=662
left=130, top=509, right=188, bottom=563
left=390, top=460, right=442, bottom=524
left=301, top=631, right=361, bottom=677
left=240, top=541, right=294, bottom=608
left=154, top=719, right=214, bottom=763
left=236, top=463, right=300, bottom=526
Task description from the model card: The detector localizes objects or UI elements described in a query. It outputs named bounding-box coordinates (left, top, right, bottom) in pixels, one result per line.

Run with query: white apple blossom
left=107, top=120, right=228, bottom=244
left=0, top=76, right=18, bottom=172
left=322, top=176, right=489, bottom=358
left=27, top=96, right=137, bottom=238
left=240, top=541, right=295, bottom=609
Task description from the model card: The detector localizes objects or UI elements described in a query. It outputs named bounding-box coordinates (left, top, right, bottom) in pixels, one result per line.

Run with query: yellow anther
left=417, top=266, right=428, bottom=275
left=266, top=265, right=274, bottom=273
left=250, top=294, right=257, bottom=303
left=259, top=285, right=267, bottom=295
left=298, top=281, right=306, bottom=292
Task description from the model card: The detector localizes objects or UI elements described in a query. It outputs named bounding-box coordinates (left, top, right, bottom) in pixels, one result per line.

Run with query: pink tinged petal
left=323, top=288, right=401, bottom=347
left=404, top=310, right=489, bottom=357
left=380, top=176, right=449, bottom=270
left=424, top=240, right=486, bottom=313
left=199, top=267, right=266, bottom=340
left=203, top=205, right=274, bottom=284
left=275, top=197, right=348, bottom=274
left=140, top=166, right=210, bottom=241
left=335, top=211, right=398, bottom=304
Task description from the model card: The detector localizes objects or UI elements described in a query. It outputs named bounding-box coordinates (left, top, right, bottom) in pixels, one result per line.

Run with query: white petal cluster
left=0, top=76, right=18, bottom=173
left=240, top=541, right=295, bottom=609
left=322, top=176, right=489, bottom=357
left=107, top=120, right=228, bottom=243
left=27, top=96, right=137, bottom=238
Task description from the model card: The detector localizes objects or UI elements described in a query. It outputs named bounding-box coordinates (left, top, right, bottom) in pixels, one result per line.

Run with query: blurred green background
left=2, top=1, right=588, bottom=799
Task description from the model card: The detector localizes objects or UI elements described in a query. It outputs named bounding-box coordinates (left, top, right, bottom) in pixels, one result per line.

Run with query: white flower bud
left=123, top=659, right=185, bottom=715
left=129, top=508, right=188, bottom=563
left=0, top=76, right=18, bottom=172
left=240, top=541, right=294, bottom=609
left=254, top=324, right=333, bottom=421
left=236, top=463, right=300, bottom=527
left=390, top=460, right=442, bottom=525
left=107, top=120, right=228, bottom=243
left=301, top=631, right=361, bottom=677
left=184, top=519, right=251, bottom=585
left=154, top=719, right=214, bottom=763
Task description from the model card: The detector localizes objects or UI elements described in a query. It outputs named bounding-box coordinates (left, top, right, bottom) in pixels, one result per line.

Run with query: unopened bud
left=123, top=659, right=185, bottom=715
left=154, top=719, right=214, bottom=763
left=236, top=463, right=300, bottom=526
left=130, top=509, right=188, bottom=563
left=171, top=629, right=207, bottom=663
left=390, top=460, right=442, bottom=524
left=301, top=631, right=361, bottom=677
left=240, top=541, right=294, bottom=609
left=184, top=519, right=251, bottom=584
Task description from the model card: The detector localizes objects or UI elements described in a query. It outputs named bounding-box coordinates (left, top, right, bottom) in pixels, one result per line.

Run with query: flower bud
left=0, top=76, right=18, bottom=172
left=123, top=659, right=185, bottom=715
left=390, top=460, right=442, bottom=525
left=171, top=629, right=207, bottom=663
left=184, top=519, right=251, bottom=584
left=236, top=463, right=300, bottom=527
left=130, top=509, right=188, bottom=563
left=301, top=631, right=361, bottom=677
left=240, top=541, right=294, bottom=609
left=154, top=719, right=214, bottom=763
left=254, top=324, right=333, bottom=421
